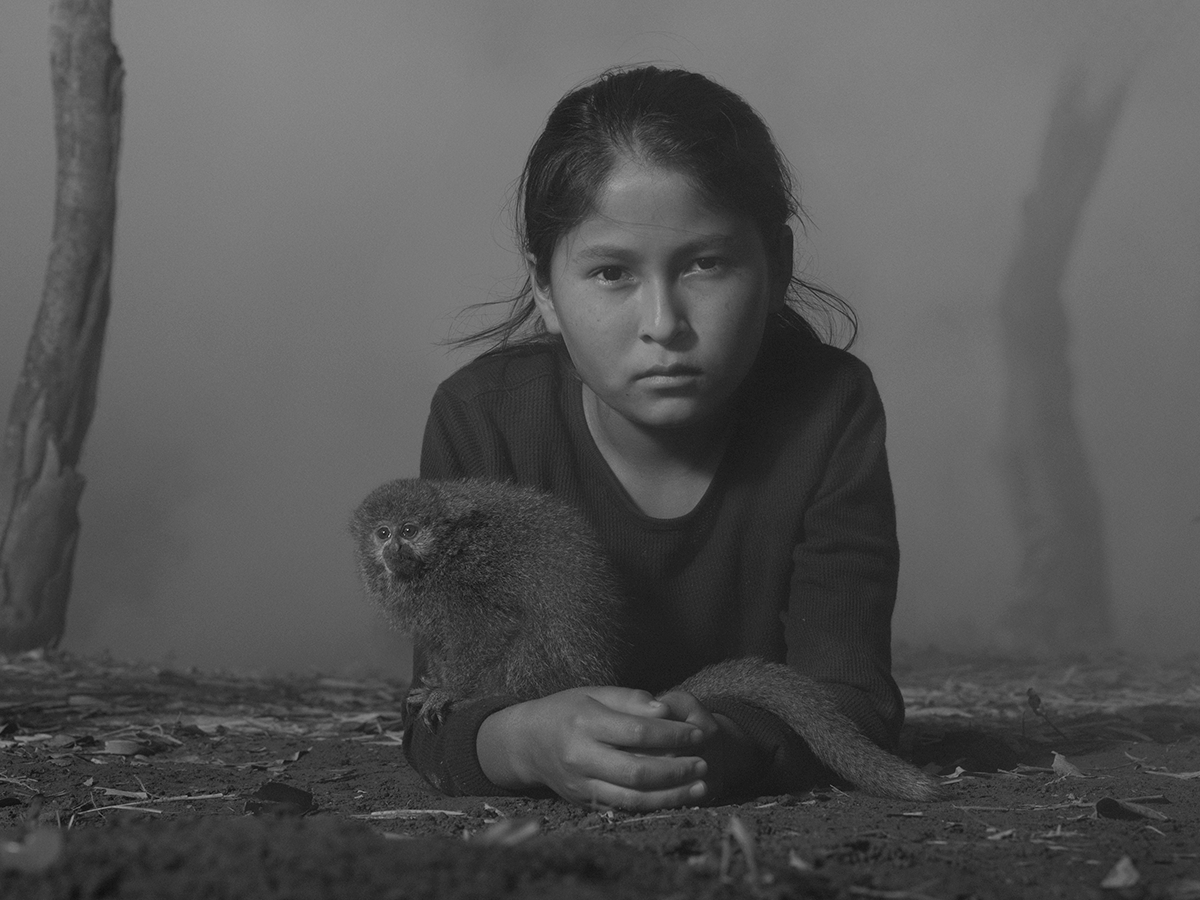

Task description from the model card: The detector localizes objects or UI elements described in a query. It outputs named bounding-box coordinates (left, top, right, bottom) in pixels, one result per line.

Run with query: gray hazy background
left=1, top=1, right=1197, bottom=677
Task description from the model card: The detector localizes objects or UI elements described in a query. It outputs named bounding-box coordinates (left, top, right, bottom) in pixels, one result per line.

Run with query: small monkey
left=350, top=477, right=624, bottom=724
left=351, top=477, right=939, bottom=802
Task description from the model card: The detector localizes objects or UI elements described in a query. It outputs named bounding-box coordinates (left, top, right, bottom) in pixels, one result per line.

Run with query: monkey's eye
left=398, top=522, right=419, bottom=540
left=374, top=525, right=392, bottom=542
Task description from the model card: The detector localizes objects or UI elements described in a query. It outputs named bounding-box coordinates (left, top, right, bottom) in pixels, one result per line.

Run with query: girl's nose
left=638, top=278, right=687, bottom=345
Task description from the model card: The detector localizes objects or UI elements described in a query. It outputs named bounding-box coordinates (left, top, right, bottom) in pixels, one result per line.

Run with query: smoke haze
left=1, top=1, right=1197, bottom=675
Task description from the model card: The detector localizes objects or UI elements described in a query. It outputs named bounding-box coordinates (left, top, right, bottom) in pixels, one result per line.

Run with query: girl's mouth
left=637, top=364, right=702, bottom=380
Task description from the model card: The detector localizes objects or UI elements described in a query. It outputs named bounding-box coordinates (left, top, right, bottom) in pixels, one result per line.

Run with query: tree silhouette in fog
left=998, top=69, right=1128, bottom=655
left=0, top=0, right=122, bottom=651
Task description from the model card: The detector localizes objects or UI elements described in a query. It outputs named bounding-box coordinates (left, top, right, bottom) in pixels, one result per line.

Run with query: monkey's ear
left=439, top=488, right=475, bottom=523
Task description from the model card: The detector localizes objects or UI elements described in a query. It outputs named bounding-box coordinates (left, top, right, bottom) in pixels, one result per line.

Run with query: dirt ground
left=1, top=648, right=1198, bottom=900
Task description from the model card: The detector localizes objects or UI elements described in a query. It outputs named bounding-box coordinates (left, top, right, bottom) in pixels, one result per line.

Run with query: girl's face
left=531, top=158, right=790, bottom=435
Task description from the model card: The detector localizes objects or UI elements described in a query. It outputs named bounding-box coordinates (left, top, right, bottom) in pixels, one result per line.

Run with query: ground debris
left=1100, top=855, right=1140, bottom=890
left=1, top=647, right=1197, bottom=900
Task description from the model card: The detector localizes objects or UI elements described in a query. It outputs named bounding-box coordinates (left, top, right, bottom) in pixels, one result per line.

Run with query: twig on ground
left=351, top=808, right=467, bottom=820
left=848, top=879, right=944, bottom=900
left=1026, top=689, right=1069, bottom=739
left=75, top=792, right=232, bottom=817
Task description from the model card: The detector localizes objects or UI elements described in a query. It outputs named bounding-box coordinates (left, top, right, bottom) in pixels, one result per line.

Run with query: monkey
left=351, top=477, right=940, bottom=802
left=350, top=477, right=625, bottom=724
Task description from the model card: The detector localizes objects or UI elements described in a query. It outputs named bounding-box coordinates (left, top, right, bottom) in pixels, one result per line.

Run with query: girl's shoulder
left=738, top=327, right=888, bottom=454
left=756, top=326, right=879, bottom=399
left=436, top=340, right=570, bottom=404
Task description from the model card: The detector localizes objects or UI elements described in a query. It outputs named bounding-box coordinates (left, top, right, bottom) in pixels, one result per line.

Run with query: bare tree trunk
left=0, top=0, right=123, bottom=651
left=997, top=70, right=1127, bottom=656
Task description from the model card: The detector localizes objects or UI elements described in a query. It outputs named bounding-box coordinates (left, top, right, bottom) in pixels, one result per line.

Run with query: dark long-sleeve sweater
left=404, top=326, right=903, bottom=798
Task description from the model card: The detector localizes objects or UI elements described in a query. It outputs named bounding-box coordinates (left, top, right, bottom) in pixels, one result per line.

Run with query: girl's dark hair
left=451, top=65, right=856, bottom=352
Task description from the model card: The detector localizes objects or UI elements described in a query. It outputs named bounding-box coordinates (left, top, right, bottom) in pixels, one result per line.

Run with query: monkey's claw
left=404, top=686, right=454, bottom=728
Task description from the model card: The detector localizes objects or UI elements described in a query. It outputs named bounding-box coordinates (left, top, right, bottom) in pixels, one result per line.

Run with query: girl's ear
left=771, top=225, right=794, bottom=312
left=527, top=253, right=562, bottom=335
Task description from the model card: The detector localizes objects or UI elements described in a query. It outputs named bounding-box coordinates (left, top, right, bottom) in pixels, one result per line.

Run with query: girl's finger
left=580, top=686, right=672, bottom=717
left=578, top=742, right=707, bottom=793
left=652, top=690, right=720, bottom=734
left=585, top=705, right=707, bottom=751
left=577, top=776, right=709, bottom=811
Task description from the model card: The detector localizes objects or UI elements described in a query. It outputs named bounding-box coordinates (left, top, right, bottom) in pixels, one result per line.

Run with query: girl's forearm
left=476, top=703, right=538, bottom=790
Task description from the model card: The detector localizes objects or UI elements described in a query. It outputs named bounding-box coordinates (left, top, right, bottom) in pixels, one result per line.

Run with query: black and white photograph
left=1, top=2, right=1197, bottom=897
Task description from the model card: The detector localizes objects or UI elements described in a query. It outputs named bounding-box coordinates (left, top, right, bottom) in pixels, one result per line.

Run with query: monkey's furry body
left=351, top=477, right=938, bottom=802
left=351, top=478, right=624, bottom=720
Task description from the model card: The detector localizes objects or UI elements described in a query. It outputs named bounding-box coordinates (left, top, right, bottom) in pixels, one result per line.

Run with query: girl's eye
left=594, top=266, right=627, bottom=284
left=693, top=257, right=722, bottom=272
left=399, top=522, right=419, bottom=540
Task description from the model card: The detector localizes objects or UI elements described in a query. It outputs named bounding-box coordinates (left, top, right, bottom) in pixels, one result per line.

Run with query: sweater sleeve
left=784, top=363, right=904, bottom=751
left=402, top=384, right=524, bottom=796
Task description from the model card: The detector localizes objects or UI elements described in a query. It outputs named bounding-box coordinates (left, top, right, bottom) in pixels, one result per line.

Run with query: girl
left=405, top=66, right=902, bottom=811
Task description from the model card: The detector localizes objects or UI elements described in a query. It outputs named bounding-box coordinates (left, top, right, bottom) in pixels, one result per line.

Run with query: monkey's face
left=350, top=479, right=449, bottom=614
left=370, top=520, right=427, bottom=581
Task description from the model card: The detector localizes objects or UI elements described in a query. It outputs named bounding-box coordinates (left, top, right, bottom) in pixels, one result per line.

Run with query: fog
left=1, top=1, right=1196, bottom=676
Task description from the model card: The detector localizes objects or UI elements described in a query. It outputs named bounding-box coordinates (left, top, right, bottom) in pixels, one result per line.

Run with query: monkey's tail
left=674, top=658, right=940, bottom=802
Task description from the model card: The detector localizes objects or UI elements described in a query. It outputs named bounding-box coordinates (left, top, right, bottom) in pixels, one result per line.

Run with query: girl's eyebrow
left=573, top=234, right=740, bottom=261
left=573, top=244, right=637, bottom=261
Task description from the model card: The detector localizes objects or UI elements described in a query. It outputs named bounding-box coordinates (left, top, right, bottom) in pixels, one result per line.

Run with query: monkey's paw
left=406, top=682, right=431, bottom=709
left=407, top=687, right=454, bottom=728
